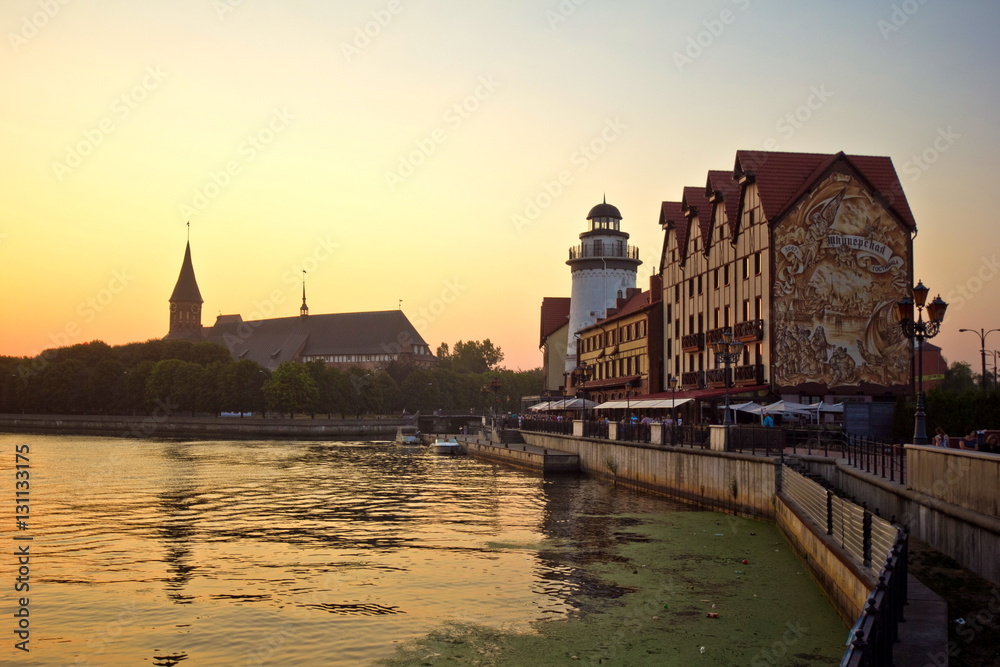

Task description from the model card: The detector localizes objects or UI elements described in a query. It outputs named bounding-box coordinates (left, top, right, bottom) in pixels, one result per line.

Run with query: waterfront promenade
left=463, top=425, right=963, bottom=665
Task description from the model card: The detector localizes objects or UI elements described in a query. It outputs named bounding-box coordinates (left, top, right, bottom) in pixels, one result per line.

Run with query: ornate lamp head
left=895, top=296, right=914, bottom=324
left=926, top=294, right=948, bottom=323
left=912, top=280, right=929, bottom=308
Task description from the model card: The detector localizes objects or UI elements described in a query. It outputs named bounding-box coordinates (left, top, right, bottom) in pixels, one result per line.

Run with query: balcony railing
left=681, top=332, right=704, bottom=352
left=681, top=370, right=704, bottom=389
left=706, top=319, right=764, bottom=346
left=734, top=363, right=764, bottom=385
left=734, top=319, right=764, bottom=341
left=568, top=244, right=640, bottom=261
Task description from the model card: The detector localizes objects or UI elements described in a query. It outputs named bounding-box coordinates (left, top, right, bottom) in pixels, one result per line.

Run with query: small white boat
left=430, top=437, right=462, bottom=454
left=395, top=426, right=421, bottom=446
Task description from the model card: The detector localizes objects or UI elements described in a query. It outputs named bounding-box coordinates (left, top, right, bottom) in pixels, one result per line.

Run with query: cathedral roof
left=169, top=242, right=204, bottom=304
left=205, top=310, right=432, bottom=371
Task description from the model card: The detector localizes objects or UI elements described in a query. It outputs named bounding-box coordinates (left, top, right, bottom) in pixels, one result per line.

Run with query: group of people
left=933, top=427, right=999, bottom=452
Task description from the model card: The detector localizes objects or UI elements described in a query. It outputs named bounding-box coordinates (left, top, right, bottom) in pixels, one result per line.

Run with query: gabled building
left=539, top=297, right=571, bottom=392
left=576, top=276, right=663, bottom=403
left=659, top=150, right=916, bottom=432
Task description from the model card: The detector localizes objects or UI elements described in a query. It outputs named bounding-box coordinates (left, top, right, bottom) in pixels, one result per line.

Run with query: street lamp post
left=668, top=375, right=678, bottom=446
left=958, top=328, right=1000, bottom=392
left=896, top=280, right=948, bottom=445
left=712, top=330, right=744, bottom=451
left=488, top=376, right=502, bottom=434
left=572, top=364, right=591, bottom=421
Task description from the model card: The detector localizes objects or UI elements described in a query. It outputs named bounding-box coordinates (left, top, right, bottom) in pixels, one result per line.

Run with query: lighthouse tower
left=564, top=198, right=642, bottom=374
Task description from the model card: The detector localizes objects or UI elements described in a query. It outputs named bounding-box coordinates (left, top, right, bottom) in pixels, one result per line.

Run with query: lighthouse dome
left=586, top=201, right=622, bottom=220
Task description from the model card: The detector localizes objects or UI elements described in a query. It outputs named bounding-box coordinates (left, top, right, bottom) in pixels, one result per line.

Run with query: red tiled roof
left=659, top=201, right=688, bottom=263
left=734, top=150, right=916, bottom=231
left=705, top=170, right=741, bottom=238
left=540, top=297, right=571, bottom=347
left=682, top=186, right=714, bottom=257
left=579, top=289, right=653, bottom=333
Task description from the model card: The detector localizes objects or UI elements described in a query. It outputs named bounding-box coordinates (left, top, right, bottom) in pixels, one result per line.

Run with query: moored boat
left=430, top=437, right=462, bottom=454
left=395, top=426, right=421, bottom=446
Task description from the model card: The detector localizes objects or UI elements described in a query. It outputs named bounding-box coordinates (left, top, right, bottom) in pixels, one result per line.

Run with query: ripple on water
left=3, top=435, right=716, bottom=665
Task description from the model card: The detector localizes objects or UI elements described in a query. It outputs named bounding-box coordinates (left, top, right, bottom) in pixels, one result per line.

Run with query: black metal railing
left=583, top=420, right=608, bottom=439
left=779, top=466, right=909, bottom=667
left=844, top=434, right=906, bottom=485
left=616, top=422, right=651, bottom=443
left=519, top=418, right=572, bottom=435
left=723, top=425, right=845, bottom=458
left=841, top=528, right=909, bottom=667
left=568, top=244, right=639, bottom=261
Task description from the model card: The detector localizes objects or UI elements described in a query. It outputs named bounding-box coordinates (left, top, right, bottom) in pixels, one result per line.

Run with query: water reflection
left=8, top=436, right=698, bottom=665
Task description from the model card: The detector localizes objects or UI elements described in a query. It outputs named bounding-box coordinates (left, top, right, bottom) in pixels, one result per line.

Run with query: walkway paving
left=895, top=575, right=949, bottom=666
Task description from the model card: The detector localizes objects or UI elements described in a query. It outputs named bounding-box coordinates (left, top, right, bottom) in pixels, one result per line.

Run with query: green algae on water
left=376, top=512, right=847, bottom=666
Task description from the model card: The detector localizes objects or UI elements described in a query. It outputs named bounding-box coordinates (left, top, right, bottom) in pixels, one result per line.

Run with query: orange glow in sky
left=2, top=1, right=999, bottom=371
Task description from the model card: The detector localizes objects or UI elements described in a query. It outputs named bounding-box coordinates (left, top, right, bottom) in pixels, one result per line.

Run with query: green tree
left=941, top=361, right=976, bottom=394
left=147, top=359, right=203, bottom=416
left=124, top=360, right=155, bottom=414
left=263, top=362, right=319, bottom=418
left=199, top=361, right=232, bottom=416
left=450, top=340, right=504, bottom=374
left=87, top=359, right=126, bottom=414
left=225, top=359, right=268, bottom=416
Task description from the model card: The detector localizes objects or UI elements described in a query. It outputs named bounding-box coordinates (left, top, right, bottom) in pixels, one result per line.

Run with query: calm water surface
left=2, top=434, right=715, bottom=666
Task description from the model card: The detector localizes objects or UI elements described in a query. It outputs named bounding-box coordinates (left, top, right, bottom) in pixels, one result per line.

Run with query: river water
left=1, top=435, right=840, bottom=665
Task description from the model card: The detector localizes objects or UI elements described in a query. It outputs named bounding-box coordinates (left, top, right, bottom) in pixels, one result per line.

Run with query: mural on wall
left=772, top=172, right=910, bottom=388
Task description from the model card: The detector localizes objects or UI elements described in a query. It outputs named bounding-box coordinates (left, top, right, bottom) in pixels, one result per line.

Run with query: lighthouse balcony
left=568, top=244, right=639, bottom=261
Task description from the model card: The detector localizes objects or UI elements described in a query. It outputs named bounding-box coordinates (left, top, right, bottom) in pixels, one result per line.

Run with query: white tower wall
left=565, top=268, right=637, bottom=373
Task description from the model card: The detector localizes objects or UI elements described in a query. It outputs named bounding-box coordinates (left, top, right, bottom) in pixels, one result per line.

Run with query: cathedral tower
left=164, top=240, right=204, bottom=341
left=564, top=198, right=642, bottom=374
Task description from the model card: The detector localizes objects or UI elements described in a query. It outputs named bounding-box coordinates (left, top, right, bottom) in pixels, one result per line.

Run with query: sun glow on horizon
left=2, top=1, right=999, bottom=372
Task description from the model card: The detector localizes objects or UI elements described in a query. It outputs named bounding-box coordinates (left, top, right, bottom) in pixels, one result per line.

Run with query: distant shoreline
left=0, top=413, right=414, bottom=440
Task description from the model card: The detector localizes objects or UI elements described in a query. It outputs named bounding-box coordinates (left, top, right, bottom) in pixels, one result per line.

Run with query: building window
left=697, top=275, right=703, bottom=294
left=724, top=305, right=731, bottom=327
left=675, top=284, right=680, bottom=301
left=755, top=296, right=762, bottom=320
left=713, top=307, right=720, bottom=329
left=749, top=209, right=756, bottom=226
left=714, top=269, right=720, bottom=290
left=688, top=280, right=694, bottom=298
left=743, top=257, right=750, bottom=279
left=688, top=315, right=694, bottom=334
left=756, top=343, right=763, bottom=361
left=724, top=265, right=730, bottom=285
left=697, top=314, right=703, bottom=333
left=743, top=299, right=751, bottom=322
left=754, top=252, right=762, bottom=275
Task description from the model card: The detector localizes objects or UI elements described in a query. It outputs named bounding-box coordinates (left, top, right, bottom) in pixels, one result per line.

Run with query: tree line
left=0, top=338, right=541, bottom=418
left=892, top=361, right=1000, bottom=440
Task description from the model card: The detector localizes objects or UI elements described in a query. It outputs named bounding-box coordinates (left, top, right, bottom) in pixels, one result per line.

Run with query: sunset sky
left=2, top=0, right=999, bottom=372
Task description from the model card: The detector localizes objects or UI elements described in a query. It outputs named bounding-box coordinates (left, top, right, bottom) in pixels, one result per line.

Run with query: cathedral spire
left=164, top=228, right=205, bottom=341
left=300, top=270, right=309, bottom=317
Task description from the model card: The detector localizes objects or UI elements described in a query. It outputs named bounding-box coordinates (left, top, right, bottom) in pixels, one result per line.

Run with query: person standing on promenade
left=762, top=412, right=774, bottom=428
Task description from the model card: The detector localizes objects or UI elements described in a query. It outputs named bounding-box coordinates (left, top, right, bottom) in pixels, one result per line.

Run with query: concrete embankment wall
left=463, top=440, right=579, bottom=473
left=774, top=495, right=875, bottom=625
left=0, top=414, right=406, bottom=440
left=521, top=433, right=778, bottom=520
left=797, top=448, right=1000, bottom=586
